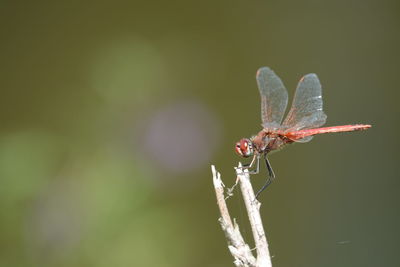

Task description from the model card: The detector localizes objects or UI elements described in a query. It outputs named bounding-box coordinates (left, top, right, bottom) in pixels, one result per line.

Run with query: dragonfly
left=235, top=67, right=371, bottom=198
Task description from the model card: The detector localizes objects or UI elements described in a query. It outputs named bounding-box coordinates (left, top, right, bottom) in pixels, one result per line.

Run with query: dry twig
left=211, top=164, right=272, bottom=267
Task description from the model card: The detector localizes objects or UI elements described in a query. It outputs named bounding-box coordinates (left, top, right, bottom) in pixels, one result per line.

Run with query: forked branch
left=211, top=164, right=272, bottom=267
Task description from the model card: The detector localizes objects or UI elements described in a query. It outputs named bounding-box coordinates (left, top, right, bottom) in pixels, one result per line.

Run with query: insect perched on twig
left=235, top=67, right=371, bottom=198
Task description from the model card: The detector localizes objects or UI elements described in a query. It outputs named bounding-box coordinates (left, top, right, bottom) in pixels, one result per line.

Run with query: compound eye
left=235, top=139, right=254, bottom=157
left=235, top=142, right=243, bottom=156
left=239, top=139, right=253, bottom=157
left=240, top=140, right=248, bottom=151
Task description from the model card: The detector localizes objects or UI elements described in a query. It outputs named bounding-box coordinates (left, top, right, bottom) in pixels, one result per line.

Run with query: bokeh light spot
left=140, top=100, right=221, bottom=175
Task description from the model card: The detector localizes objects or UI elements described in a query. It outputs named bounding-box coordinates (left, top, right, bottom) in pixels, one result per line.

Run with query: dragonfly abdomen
left=286, top=124, right=371, bottom=140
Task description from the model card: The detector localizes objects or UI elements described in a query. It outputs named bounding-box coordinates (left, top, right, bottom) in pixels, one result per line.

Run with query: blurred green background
left=0, top=1, right=398, bottom=266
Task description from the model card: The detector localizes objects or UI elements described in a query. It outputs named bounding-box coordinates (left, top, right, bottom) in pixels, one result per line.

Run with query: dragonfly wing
left=293, top=136, right=313, bottom=143
left=282, top=73, right=327, bottom=135
left=256, top=67, right=288, bottom=131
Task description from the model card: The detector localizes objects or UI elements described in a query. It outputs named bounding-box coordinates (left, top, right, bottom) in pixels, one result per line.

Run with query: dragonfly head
left=235, top=138, right=254, bottom=158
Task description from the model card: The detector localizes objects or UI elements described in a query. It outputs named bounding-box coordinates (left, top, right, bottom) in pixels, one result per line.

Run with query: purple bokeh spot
left=140, top=100, right=221, bottom=174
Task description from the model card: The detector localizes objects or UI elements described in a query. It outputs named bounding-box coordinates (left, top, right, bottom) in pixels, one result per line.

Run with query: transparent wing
left=282, top=73, right=327, bottom=141
left=256, top=67, right=288, bottom=131
left=293, top=135, right=314, bottom=143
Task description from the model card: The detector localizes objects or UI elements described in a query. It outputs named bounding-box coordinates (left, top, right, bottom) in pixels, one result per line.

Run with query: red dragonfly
left=235, top=67, right=371, bottom=197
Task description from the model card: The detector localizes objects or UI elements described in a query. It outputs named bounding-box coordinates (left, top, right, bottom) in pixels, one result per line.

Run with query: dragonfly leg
left=247, top=155, right=260, bottom=174
left=265, top=155, right=276, bottom=181
left=236, top=154, right=260, bottom=174
left=255, top=154, right=275, bottom=199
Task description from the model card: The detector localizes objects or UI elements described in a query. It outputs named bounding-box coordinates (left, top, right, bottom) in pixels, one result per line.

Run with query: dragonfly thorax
left=251, top=130, right=289, bottom=154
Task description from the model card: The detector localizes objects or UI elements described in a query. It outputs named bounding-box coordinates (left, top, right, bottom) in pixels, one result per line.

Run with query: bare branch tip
left=211, top=165, right=216, bottom=175
left=211, top=164, right=223, bottom=187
